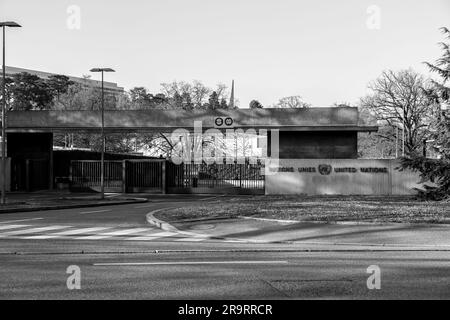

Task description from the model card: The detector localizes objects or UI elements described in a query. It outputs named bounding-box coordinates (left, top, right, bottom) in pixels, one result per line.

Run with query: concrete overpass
left=5, top=107, right=377, bottom=133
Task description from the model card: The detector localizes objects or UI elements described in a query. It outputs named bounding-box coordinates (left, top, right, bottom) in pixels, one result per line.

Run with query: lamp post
left=90, top=68, right=115, bottom=200
left=1, top=21, right=21, bottom=205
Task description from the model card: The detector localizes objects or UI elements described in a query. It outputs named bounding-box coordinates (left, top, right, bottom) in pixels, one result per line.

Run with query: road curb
left=147, top=208, right=450, bottom=247
left=146, top=208, right=181, bottom=233
left=0, top=198, right=148, bottom=214
left=238, top=216, right=450, bottom=227
left=146, top=209, right=247, bottom=239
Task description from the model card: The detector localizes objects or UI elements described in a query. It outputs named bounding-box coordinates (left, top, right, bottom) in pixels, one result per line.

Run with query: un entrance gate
left=70, top=160, right=165, bottom=193
left=70, top=160, right=265, bottom=195
left=166, top=162, right=265, bottom=195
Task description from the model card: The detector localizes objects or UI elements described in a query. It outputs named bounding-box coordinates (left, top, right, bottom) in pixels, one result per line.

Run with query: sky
left=1, top=0, right=450, bottom=108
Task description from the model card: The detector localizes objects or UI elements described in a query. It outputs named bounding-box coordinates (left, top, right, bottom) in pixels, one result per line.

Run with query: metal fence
left=70, top=160, right=265, bottom=194
left=70, top=159, right=165, bottom=193
left=166, top=162, right=265, bottom=194
left=70, top=160, right=124, bottom=192
left=125, top=160, right=165, bottom=193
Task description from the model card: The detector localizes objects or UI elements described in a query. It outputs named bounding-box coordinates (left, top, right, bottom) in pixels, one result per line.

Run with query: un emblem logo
left=318, top=164, right=332, bottom=175
left=215, top=117, right=224, bottom=126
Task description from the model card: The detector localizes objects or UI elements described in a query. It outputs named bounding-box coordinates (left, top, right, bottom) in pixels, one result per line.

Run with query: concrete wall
left=265, top=159, right=426, bottom=195
left=273, top=131, right=357, bottom=159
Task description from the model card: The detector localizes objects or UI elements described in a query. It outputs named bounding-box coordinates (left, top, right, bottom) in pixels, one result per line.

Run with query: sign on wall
left=265, top=159, right=426, bottom=196
left=214, top=116, right=234, bottom=128
left=269, top=164, right=389, bottom=174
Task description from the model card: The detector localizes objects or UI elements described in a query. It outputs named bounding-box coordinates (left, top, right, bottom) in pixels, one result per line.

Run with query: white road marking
left=239, top=216, right=298, bottom=224
left=0, top=224, right=32, bottom=231
left=0, top=218, right=44, bottom=224
left=75, top=235, right=113, bottom=240
left=21, top=235, right=63, bottom=240
left=23, top=227, right=113, bottom=239
left=79, top=209, right=111, bottom=215
left=124, top=231, right=178, bottom=241
left=175, top=236, right=210, bottom=242
left=76, top=228, right=150, bottom=240
left=94, top=261, right=289, bottom=266
left=0, top=225, right=71, bottom=237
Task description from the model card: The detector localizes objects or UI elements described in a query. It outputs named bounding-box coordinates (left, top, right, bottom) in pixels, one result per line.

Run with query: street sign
left=214, top=116, right=234, bottom=128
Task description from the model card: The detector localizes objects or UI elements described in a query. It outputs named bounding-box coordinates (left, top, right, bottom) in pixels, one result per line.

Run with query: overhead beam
left=4, top=107, right=378, bottom=133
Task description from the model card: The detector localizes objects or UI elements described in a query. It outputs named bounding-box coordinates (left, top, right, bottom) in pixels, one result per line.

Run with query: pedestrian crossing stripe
left=0, top=224, right=248, bottom=243
left=23, top=227, right=113, bottom=239
left=75, top=228, right=152, bottom=240
left=0, top=225, right=70, bottom=237
left=0, top=224, right=32, bottom=231
left=124, top=232, right=179, bottom=241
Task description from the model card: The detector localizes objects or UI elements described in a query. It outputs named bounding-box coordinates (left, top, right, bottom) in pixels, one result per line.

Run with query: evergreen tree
left=401, top=27, right=450, bottom=200
left=249, top=100, right=263, bottom=109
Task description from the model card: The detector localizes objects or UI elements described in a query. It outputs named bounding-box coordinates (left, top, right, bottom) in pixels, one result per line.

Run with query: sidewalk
left=158, top=215, right=450, bottom=248
left=0, top=191, right=147, bottom=214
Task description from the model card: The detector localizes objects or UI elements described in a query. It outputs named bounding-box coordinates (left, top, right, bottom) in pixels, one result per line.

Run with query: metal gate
left=70, top=160, right=123, bottom=192
left=125, top=160, right=165, bottom=193
left=166, top=162, right=265, bottom=195
left=70, top=160, right=264, bottom=194
left=70, top=159, right=165, bottom=193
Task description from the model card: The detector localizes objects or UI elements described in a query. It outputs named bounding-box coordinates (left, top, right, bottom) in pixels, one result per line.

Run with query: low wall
left=265, top=159, right=427, bottom=195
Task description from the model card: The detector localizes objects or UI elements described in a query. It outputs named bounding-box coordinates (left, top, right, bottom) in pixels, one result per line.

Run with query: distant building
left=0, top=66, right=124, bottom=94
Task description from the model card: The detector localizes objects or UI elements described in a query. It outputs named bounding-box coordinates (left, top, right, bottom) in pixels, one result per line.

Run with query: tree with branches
left=273, top=95, right=311, bottom=109
left=360, top=69, right=436, bottom=156
left=400, top=27, right=450, bottom=200
left=249, top=100, right=263, bottom=109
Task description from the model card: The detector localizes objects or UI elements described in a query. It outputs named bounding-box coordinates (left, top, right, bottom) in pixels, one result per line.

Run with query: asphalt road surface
left=0, top=195, right=449, bottom=299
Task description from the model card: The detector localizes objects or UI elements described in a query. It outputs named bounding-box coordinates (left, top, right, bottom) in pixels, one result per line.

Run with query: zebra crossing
left=0, top=223, right=225, bottom=242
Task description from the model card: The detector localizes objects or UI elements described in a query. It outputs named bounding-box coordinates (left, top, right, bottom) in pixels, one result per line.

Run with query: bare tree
left=360, top=69, right=436, bottom=156
left=274, top=95, right=311, bottom=108
left=215, top=83, right=229, bottom=103
left=191, top=80, right=211, bottom=108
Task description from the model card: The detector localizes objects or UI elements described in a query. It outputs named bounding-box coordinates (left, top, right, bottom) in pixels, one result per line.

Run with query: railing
left=166, top=162, right=265, bottom=194
left=125, top=160, right=165, bottom=193
left=70, top=160, right=264, bottom=194
left=70, top=160, right=123, bottom=192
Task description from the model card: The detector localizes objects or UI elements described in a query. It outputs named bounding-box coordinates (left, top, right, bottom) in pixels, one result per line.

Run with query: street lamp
left=90, top=68, right=115, bottom=200
left=1, top=21, right=21, bottom=205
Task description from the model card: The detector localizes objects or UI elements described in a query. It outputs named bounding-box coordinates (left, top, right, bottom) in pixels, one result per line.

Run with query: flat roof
left=5, top=107, right=378, bottom=133
left=0, top=66, right=124, bottom=92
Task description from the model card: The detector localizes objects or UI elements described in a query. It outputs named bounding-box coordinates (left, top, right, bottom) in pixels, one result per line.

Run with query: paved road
left=175, top=217, right=450, bottom=247
left=1, top=248, right=449, bottom=299
left=0, top=195, right=449, bottom=299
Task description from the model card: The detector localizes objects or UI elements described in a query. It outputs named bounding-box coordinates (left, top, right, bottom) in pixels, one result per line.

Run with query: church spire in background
left=229, top=80, right=235, bottom=109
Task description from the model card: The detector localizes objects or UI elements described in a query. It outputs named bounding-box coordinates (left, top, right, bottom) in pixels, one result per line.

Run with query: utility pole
left=1, top=21, right=21, bottom=205
left=90, top=68, right=115, bottom=200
